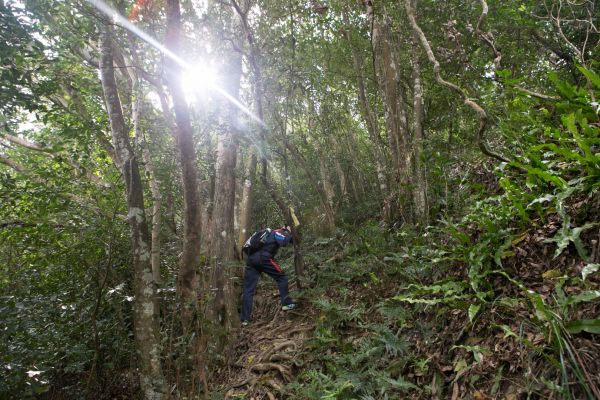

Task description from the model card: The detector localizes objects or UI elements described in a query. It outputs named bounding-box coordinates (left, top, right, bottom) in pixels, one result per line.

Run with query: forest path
left=222, top=286, right=314, bottom=399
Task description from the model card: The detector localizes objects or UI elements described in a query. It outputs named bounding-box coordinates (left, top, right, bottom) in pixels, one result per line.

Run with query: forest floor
left=215, top=199, right=600, bottom=400
left=220, top=282, right=314, bottom=400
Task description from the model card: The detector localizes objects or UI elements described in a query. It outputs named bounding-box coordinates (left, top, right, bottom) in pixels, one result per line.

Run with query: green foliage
left=291, top=65, right=599, bottom=399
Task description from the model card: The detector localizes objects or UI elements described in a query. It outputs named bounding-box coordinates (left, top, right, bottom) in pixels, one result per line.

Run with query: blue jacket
left=247, top=228, right=292, bottom=265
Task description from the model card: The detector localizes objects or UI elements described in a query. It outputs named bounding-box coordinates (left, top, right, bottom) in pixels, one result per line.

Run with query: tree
left=98, top=21, right=167, bottom=399
left=165, top=0, right=203, bottom=320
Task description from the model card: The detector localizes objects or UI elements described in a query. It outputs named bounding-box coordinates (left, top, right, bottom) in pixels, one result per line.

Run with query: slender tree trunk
left=286, top=140, right=336, bottom=232
left=344, top=127, right=366, bottom=202
left=307, top=101, right=336, bottom=232
left=165, top=0, right=202, bottom=314
left=318, top=151, right=336, bottom=216
left=232, top=0, right=261, bottom=254
left=345, top=26, right=388, bottom=209
left=367, top=1, right=413, bottom=222
left=128, top=39, right=163, bottom=285
left=98, top=24, right=166, bottom=400
left=331, top=135, right=348, bottom=208
left=238, top=152, right=257, bottom=250
left=410, top=26, right=429, bottom=225
left=129, top=72, right=165, bottom=286
left=209, top=2, right=244, bottom=336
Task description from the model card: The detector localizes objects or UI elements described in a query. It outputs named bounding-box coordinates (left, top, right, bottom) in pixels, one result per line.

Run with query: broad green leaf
left=454, top=359, right=469, bottom=373
left=577, top=66, right=600, bottom=88
left=468, top=303, right=481, bottom=323
left=452, top=345, right=490, bottom=363
left=565, top=319, right=600, bottom=334
left=530, top=292, right=552, bottom=321
left=564, top=290, right=600, bottom=306
left=582, top=263, right=600, bottom=281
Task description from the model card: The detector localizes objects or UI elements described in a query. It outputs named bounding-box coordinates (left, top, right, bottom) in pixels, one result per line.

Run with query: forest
left=1, top=0, right=599, bottom=399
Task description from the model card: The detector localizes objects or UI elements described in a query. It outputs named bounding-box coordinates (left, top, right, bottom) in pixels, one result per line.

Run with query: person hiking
left=241, top=225, right=296, bottom=326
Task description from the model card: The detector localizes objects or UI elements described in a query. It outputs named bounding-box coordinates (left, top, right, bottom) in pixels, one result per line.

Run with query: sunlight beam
left=86, top=0, right=265, bottom=127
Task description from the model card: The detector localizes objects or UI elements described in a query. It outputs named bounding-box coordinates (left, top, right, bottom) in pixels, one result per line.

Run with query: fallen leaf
left=451, top=382, right=459, bottom=400
left=473, top=390, right=490, bottom=400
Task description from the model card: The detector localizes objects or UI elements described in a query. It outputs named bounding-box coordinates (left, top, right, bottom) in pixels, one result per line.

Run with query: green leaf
left=564, top=290, right=600, bottom=306
left=391, top=294, right=470, bottom=305
left=546, top=221, right=599, bottom=260
left=565, top=319, right=600, bottom=334
left=468, top=303, right=481, bottom=323
left=577, top=66, right=600, bottom=88
left=582, top=264, right=600, bottom=281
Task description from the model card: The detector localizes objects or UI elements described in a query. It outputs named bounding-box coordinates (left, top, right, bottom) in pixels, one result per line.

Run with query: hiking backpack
left=241, top=228, right=272, bottom=256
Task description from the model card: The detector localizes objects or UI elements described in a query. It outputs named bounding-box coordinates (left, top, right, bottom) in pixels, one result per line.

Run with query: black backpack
left=241, top=228, right=272, bottom=256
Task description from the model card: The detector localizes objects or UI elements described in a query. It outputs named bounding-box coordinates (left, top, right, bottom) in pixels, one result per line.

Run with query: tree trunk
left=367, top=1, right=413, bottom=222
left=403, top=0, right=508, bottom=164
left=127, top=37, right=163, bottom=285
left=209, top=1, right=243, bottom=337
left=286, top=140, right=336, bottom=233
left=331, top=135, right=348, bottom=209
left=238, top=151, right=257, bottom=251
left=165, top=0, right=202, bottom=315
left=410, top=27, right=429, bottom=225
left=232, top=0, right=261, bottom=254
left=343, top=15, right=389, bottom=216
left=318, top=151, right=336, bottom=217
left=98, top=24, right=167, bottom=400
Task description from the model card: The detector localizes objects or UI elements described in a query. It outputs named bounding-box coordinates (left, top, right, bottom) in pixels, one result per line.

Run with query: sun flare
left=181, top=63, right=219, bottom=101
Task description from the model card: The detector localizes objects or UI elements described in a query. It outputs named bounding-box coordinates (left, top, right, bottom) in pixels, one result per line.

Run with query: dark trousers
left=241, top=258, right=292, bottom=322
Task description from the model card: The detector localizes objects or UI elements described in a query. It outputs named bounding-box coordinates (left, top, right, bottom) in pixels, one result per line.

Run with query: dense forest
left=1, top=0, right=599, bottom=399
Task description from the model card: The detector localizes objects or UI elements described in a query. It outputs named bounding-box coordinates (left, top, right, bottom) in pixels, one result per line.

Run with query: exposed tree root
left=219, top=289, right=314, bottom=398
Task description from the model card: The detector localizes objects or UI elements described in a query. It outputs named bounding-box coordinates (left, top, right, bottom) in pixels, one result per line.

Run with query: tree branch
left=1, top=126, right=111, bottom=188
left=0, top=153, right=90, bottom=205
left=404, top=0, right=509, bottom=163
left=476, top=0, right=502, bottom=71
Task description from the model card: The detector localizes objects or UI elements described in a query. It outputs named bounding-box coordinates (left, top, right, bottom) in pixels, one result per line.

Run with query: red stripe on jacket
left=269, top=259, right=283, bottom=273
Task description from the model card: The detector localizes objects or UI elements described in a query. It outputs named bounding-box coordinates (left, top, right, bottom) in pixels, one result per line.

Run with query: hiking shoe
left=282, top=303, right=296, bottom=311
left=241, top=320, right=249, bottom=327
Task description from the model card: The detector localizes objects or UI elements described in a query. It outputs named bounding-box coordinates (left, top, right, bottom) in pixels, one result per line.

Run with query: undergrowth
left=284, top=68, right=599, bottom=399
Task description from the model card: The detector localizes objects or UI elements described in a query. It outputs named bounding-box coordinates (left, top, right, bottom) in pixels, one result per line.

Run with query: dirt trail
left=222, top=288, right=314, bottom=399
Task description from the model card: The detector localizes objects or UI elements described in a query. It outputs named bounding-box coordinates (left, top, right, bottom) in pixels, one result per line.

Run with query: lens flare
left=182, top=62, right=219, bottom=101
left=86, top=0, right=264, bottom=127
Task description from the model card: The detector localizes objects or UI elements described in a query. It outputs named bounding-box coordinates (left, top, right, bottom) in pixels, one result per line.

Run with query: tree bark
left=342, top=14, right=388, bottom=209
left=367, top=1, right=413, bottom=222
left=165, top=0, right=202, bottom=314
left=410, top=25, right=429, bottom=225
left=208, top=0, right=244, bottom=339
left=238, top=151, right=257, bottom=251
left=232, top=0, right=261, bottom=253
left=131, top=75, right=163, bottom=285
left=98, top=24, right=167, bottom=400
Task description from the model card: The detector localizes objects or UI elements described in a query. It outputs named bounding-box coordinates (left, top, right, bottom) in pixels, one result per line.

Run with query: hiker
left=241, top=225, right=296, bottom=326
